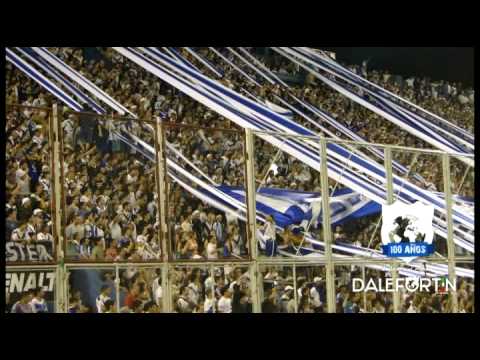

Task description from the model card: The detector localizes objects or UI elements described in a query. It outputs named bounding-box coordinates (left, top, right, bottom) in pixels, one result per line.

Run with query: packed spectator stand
left=5, top=47, right=474, bottom=313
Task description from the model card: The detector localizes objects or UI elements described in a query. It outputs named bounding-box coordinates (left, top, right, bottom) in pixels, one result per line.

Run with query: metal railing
left=5, top=103, right=474, bottom=313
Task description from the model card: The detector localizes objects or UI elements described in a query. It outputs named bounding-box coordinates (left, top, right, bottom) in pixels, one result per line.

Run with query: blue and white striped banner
left=272, top=47, right=474, bottom=164
left=10, top=47, right=474, bottom=275
left=114, top=47, right=474, bottom=238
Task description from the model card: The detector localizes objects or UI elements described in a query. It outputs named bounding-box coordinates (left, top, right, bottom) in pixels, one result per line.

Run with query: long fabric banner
left=217, top=48, right=423, bottom=182
left=16, top=47, right=106, bottom=114
left=166, top=48, right=435, bottom=202
left=237, top=47, right=290, bottom=87
left=223, top=49, right=430, bottom=187
left=293, top=46, right=475, bottom=146
left=30, top=47, right=135, bottom=117
left=218, top=186, right=380, bottom=228
left=9, top=45, right=473, bottom=277
left=129, top=47, right=473, bottom=232
left=272, top=47, right=474, bottom=164
left=208, top=47, right=261, bottom=87
left=118, top=45, right=470, bottom=253
left=296, top=47, right=475, bottom=144
left=226, top=47, right=277, bottom=85
left=6, top=48, right=83, bottom=111
left=183, top=47, right=224, bottom=77
left=286, top=47, right=475, bottom=153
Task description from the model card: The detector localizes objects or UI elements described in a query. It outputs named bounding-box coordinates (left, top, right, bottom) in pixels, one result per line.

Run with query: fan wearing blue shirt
left=30, top=287, right=48, bottom=313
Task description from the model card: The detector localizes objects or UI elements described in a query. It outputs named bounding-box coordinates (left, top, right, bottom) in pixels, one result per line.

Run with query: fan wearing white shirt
left=30, top=287, right=48, bottom=313
left=263, top=216, right=276, bottom=240
left=151, top=269, right=162, bottom=302
left=96, top=285, right=112, bottom=313
left=204, top=289, right=216, bottom=313
left=177, top=286, right=193, bottom=313
left=154, top=286, right=163, bottom=310
left=217, top=288, right=232, bottom=313
left=206, top=234, right=218, bottom=260
left=310, top=277, right=322, bottom=310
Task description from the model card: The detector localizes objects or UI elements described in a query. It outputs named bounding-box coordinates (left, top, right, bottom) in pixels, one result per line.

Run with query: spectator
left=30, top=287, right=48, bottom=313
left=217, top=288, right=233, bottom=313
left=90, top=238, right=105, bottom=260
left=11, top=291, right=34, bottom=313
left=262, top=288, right=279, bottom=313
left=96, top=285, right=112, bottom=313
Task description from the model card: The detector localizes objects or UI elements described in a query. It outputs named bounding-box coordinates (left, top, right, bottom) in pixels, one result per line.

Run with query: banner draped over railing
left=296, top=47, right=475, bottom=145
left=120, top=47, right=474, bottom=236
left=6, top=46, right=473, bottom=279
left=15, top=47, right=106, bottom=114
left=6, top=48, right=83, bottom=111
left=272, top=47, right=474, bottom=163
left=30, top=47, right=135, bottom=117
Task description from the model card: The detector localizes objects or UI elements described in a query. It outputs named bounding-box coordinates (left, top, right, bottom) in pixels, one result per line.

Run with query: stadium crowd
left=61, top=263, right=474, bottom=313
left=5, top=47, right=474, bottom=313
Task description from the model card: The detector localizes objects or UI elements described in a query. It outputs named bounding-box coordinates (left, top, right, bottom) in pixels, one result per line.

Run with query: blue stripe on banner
left=19, top=47, right=106, bottom=114
left=168, top=47, right=201, bottom=72
left=143, top=48, right=312, bottom=135
left=289, top=94, right=418, bottom=178
left=185, top=47, right=224, bottom=77
left=304, top=49, right=475, bottom=144
left=294, top=47, right=474, bottom=143
left=139, top=46, right=474, bottom=228
left=237, top=47, right=289, bottom=87
left=216, top=186, right=381, bottom=228
left=32, top=47, right=134, bottom=117
left=279, top=47, right=473, bottom=157
left=372, top=93, right=465, bottom=153
left=207, top=47, right=261, bottom=87
left=6, top=49, right=83, bottom=111
left=132, top=47, right=390, bottom=203
left=116, top=47, right=474, bottom=244
left=295, top=96, right=430, bottom=184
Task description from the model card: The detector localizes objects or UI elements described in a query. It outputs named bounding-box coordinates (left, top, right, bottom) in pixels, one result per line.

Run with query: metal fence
left=5, top=104, right=474, bottom=313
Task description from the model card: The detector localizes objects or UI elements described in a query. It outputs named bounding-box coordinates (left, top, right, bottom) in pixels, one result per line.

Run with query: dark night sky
left=322, top=47, right=474, bottom=87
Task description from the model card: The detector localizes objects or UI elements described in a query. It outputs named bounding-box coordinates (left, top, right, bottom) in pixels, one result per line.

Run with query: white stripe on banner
left=297, top=46, right=475, bottom=142
left=389, top=100, right=474, bottom=151
left=6, top=48, right=83, bottom=111
left=166, top=142, right=218, bottom=186
left=222, top=47, right=423, bottom=182
left=297, top=47, right=475, bottom=152
left=227, top=50, right=423, bottom=182
left=290, top=47, right=475, bottom=152
left=30, top=47, right=135, bottom=117
left=236, top=47, right=290, bottom=87
left=183, top=47, right=223, bottom=77
left=273, top=47, right=474, bottom=166
left=123, top=46, right=475, bottom=233
left=226, top=47, right=276, bottom=85
left=127, top=131, right=247, bottom=211
left=210, top=48, right=428, bottom=186
left=16, top=47, right=106, bottom=114
left=264, top=100, right=294, bottom=119
left=166, top=47, right=201, bottom=72
left=113, top=47, right=474, bottom=242
left=208, top=47, right=261, bottom=87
